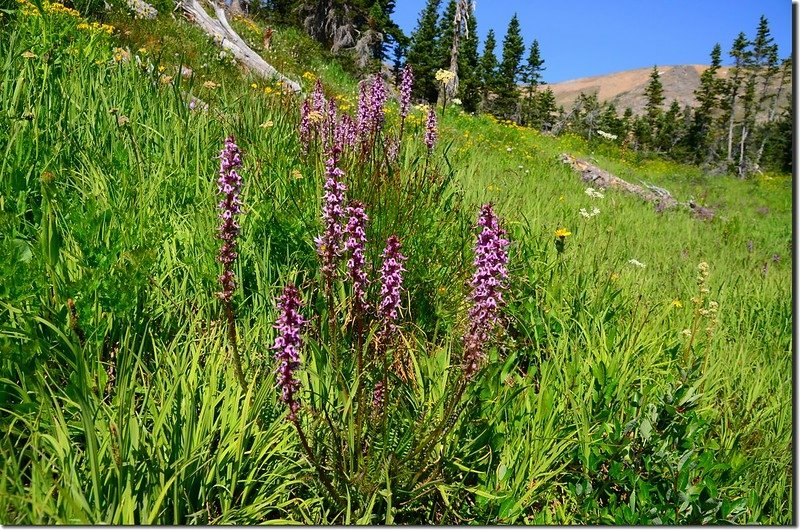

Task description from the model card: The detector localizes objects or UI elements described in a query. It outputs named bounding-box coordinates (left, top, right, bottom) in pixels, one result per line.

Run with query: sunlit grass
left=0, top=3, right=791, bottom=524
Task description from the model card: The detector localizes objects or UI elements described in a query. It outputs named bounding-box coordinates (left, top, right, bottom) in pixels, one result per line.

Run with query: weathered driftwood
left=179, top=0, right=301, bottom=93
left=559, top=153, right=714, bottom=220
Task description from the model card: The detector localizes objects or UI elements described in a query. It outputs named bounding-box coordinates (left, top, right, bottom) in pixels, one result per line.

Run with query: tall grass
left=0, top=3, right=791, bottom=524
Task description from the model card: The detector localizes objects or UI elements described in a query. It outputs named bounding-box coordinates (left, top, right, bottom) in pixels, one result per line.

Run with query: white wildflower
left=597, top=129, right=618, bottom=141
left=628, top=259, right=646, bottom=268
left=585, top=187, right=605, bottom=199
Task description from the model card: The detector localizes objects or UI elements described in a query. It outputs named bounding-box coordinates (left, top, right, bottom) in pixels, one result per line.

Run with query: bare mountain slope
left=546, top=64, right=735, bottom=114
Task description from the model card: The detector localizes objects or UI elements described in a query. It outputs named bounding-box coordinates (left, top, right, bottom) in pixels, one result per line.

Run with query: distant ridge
left=545, top=64, right=736, bottom=115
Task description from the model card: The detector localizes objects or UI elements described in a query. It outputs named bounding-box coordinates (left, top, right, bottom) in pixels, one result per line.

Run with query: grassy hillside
left=0, top=3, right=792, bottom=524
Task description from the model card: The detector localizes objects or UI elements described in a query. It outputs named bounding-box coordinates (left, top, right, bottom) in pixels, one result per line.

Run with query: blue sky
left=391, top=0, right=793, bottom=83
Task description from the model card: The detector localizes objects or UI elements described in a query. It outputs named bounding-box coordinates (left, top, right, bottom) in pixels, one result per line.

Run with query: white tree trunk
left=179, top=0, right=301, bottom=93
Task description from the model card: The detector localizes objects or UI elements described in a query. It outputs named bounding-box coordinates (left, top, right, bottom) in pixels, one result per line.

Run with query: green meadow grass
left=0, top=3, right=791, bottom=524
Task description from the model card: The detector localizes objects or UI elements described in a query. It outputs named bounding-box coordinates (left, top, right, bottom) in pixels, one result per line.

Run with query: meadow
left=0, top=2, right=792, bottom=524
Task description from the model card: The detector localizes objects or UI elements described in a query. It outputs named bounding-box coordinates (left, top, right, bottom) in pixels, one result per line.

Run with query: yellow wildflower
left=307, top=111, right=323, bottom=124
left=259, top=120, right=274, bottom=128
left=554, top=228, right=572, bottom=238
left=671, top=299, right=683, bottom=308
left=21, top=51, right=37, bottom=59
left=251, top=83, right=258, bottom=89
left=291, top=169, right=303, bottom=180
left=203, top=80, right=219, bottom=89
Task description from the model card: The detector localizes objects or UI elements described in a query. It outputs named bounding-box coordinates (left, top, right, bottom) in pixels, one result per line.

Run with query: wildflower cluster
left=315, top=156, right=348, bottom=282
left=125, top=0, right=157, bottom=19
left=377, top=236, right=407, bottom=343
left=399, top=65, right=413, bottom=120
left=579, top=206, right=600, bottom=219
left=272, top=284, right=306, bottom=421
left=463, top=203, right=510, bottom=378
left=216, top=137, right=243, bottom=302
left=596, top=129, right=618, bottom=141
left=585, top=187, right=605, bottom=199
left=424, top=106, right=438, bottom=151
left=76, top=21, right=114, bottom=34
left=345, top=201, right=369, bottom=314
left=435, top=68, right=456, bottom=85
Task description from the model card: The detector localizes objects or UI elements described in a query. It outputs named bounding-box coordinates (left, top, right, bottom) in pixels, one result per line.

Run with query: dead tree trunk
left=179, top=0, right=301, bottom=93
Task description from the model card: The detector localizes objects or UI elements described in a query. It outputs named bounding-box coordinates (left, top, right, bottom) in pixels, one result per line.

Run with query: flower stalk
left=216, top=136, right=248, bottom=392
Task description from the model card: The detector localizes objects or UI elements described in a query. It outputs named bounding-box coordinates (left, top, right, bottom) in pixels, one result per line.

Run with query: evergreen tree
left=494, top=14, right=525, bottom=120
left=436, top=0, right=457, bottom=69
left=521, top=39, right=545, bottom=125
left=621, top=107, right=635, bottom=145
left=478, top=29, right=498, bottom=111
left=597, top=102, right=624, bottom=139
left=407, top=0, right=442, bottom=102
left=722, top=32, right=751, bottom=162
left=756, top=56, right=792, bottom=169
left=457, top=10, right=481, bottom=112
left=643, top=65, right=664, bottom=147
left=535, top=87, right=557, bottom=131
left=690, top=43, right=723, bottom=164
left=740, top=16, right=780, bottom=176
left=657, top=100, right=685, bottom=153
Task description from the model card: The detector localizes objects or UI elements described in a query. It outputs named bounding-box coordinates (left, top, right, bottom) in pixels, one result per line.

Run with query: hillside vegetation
left=0, top=3, right=792, bottom=524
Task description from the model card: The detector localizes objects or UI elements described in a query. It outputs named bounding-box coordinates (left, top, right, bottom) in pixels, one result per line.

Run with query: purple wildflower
left=424, top=106, right=437, bottom=151
left=372, top=380, right=385, bottom=412
left=463, top=203, right=510, bottom=378
left=356, top=80, right=370, bottom=142
left=399, top=64, right=413, bottom=119
left=368, top=75, right=387, bottom=132
left=335, top=113, right=357, bottom=151
left=216, top=136, right=244, bottom=302
left=311, top=78, right=325, bottom=113
left=321, top=97, right=338, bottom=153
left=272, top=283, right=306, bottom=421
left=345, top=201, right=369, bottom=313
left=300, top=99, right=311, bottom=153
left=387, top=136, right=400, bottom=163
left=315, top=156, right=348, bottom=280
left=378, top=235, right=407, bottom=340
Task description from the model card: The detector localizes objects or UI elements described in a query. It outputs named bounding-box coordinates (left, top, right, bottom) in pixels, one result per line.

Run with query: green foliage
left=0, top=2, right=792, bottom=525
left=493, top=13, right=524, bottom=120
left=478, top=29, right=498, bottom=109
left=406, top=0, right=441, bottom=103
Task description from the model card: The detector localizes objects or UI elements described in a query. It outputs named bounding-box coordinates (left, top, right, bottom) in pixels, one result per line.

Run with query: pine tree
left=495, top=14, right=525, bottom=120
left=755, top=56, right=791, bottom=169
left=643, top=65, right=665, bottom=147
left=478, top=29, right=498, bottom=111
left=457, top=10, right=481, bottom=112
left=521, top=39, right=544, bottom=125
left=597, top=102, right=623, bottom=139
left=436, top=0, right=457, bottom=69
left=690, top=43, right=723, bottom=164
left=536, top=87, right=557, bottom=131
left=621, top=107, right=635, bottom=145
left=407, top=0, right=442, bottom=102
left=657, top=100, right=684, bottom=153
left=722, top=32, right=751, bottom=162
left=744, top=16, right=780, bottom=175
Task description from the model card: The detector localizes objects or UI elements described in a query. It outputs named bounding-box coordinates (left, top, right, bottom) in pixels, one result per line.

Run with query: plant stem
left=224, top=300, right=248, bottom=393
left=292, top=417, right=343, bottom=507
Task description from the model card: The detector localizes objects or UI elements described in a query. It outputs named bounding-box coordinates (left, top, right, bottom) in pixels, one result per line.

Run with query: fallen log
left=178, top=0, right=301, bottom=93
left=559, top=153, right=714, bottom=220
